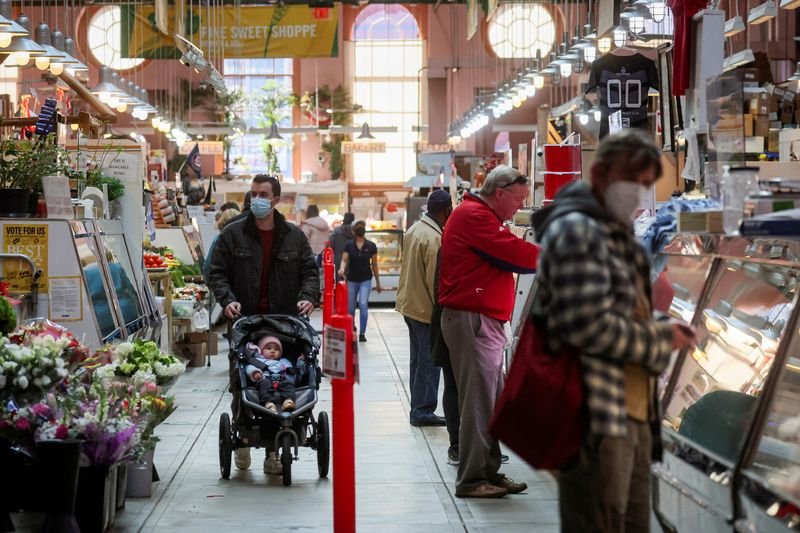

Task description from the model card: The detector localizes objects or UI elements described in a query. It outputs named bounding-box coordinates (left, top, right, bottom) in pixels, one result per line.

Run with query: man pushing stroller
left=245, top=334, right=306, bottom=413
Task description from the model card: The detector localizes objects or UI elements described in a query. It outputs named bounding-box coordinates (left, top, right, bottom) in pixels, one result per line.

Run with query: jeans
left=404, top=317, right=441, bottom=422
left=347, top=280, right=371, bottom=334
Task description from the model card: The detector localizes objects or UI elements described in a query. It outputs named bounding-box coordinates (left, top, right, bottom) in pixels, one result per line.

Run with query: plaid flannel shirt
left=537, top=211, right=673, bottom=437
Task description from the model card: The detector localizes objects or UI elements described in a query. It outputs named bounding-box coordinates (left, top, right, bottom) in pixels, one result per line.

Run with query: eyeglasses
left=500, top=175, right=529, bottom=188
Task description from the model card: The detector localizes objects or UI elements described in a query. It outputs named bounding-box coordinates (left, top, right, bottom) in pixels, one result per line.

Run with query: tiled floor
left=14, top=308, right=560, bottom=532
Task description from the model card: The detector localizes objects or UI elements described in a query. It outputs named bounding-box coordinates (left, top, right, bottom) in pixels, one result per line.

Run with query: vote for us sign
left=2, top=224, right=48, bottom=293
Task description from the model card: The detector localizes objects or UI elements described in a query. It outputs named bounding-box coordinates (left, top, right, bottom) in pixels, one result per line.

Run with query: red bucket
left=543, top=172, right=581, bottom=200
left=543, top=144, right=581, bottom=173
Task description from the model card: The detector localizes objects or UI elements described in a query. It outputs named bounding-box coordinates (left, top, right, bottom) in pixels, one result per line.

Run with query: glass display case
left=366, top=229, right=403, bottom=304
left=652, top=234, right=800, bottom=533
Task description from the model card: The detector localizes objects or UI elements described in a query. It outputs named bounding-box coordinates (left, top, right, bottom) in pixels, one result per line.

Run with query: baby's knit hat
left=257, top=335, right=282, bottom=354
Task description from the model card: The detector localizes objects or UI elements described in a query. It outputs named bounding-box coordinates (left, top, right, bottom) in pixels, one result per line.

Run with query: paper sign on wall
left=42, top=175, right=74, bottom=219
left=48, top=276, right=82, bottom=321
left=2, top=224, right=48, bottom=293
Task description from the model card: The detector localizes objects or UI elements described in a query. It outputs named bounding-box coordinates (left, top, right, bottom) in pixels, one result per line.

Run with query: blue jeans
left=405, top=317, right=441, bottom=422
left=347, top=280, right=371, bottom=334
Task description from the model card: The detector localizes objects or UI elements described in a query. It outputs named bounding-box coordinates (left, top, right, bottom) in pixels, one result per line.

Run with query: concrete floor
left=15, top=308, right=561, bottom=532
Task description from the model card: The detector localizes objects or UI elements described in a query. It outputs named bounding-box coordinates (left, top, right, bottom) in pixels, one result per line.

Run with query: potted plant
left=0, top=137, right=62, bottom=217
left=303, top=85, right=360, bottom=180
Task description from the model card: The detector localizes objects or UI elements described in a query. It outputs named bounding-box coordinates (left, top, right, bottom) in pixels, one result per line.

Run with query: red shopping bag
left=489, top=318, right=586, bottom=470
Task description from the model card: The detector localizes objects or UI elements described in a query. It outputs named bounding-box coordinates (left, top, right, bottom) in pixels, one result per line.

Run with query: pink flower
left=0, top=420, right=9, bottom=430
left=30, top=403, right=50, bottom=417
left=55, top=424, right=69, bottom=439
left=15, top=418, right=30, bottom=431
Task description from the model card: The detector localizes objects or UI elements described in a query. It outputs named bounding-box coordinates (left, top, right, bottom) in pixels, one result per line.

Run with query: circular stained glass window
left=87, top=6, right=145, bottom=71
left=487, top=4, right=556, bottom=59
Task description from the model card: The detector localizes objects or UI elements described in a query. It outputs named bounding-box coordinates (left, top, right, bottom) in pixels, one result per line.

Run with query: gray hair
left=480, top=165, right=524, bottom=196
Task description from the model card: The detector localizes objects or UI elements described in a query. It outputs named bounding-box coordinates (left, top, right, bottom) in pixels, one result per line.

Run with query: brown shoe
left=282, top=399, right=296, bottom=411
left=492, top=475, right=527, bottom=494
left=455, top=482, right=508, bottom=498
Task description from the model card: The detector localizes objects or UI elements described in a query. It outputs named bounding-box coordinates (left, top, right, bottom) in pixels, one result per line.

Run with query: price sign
left=323, top=324, right=347, bottom=379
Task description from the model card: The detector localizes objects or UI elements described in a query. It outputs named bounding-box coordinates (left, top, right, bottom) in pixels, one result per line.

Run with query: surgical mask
left=604, top=181, right=647, bottom=223
left=250, top=197, right=273, bottom=219
left=354, top=227, right=366, bottom=237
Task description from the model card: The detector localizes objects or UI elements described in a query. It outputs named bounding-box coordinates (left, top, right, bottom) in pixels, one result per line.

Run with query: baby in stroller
left=244, top=334, right=307, bottom=413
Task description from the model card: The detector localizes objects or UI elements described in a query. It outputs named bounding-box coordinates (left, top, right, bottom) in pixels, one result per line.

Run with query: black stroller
left=218, top=314, right=329, bottom=486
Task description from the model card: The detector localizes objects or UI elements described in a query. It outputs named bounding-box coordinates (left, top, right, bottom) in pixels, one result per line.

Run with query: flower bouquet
left=100, top=340, right=185, bottom=389
left=0, top=399, right=60, bottom=444
left=0, top=320, right=89, bottom=404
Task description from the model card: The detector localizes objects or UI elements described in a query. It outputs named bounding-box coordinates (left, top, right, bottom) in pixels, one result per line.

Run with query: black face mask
left=354, top=227, right=366, bottom=237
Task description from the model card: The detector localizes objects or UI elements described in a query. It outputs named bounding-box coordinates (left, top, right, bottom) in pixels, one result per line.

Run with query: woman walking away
left=301, top=204, right=331, bottom=256
left=338, top=220, right=382, bottom=342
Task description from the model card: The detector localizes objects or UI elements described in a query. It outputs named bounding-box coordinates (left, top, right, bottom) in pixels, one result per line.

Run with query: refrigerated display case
left=366, top=229, right=402, bottom=304
left=652, top=234, right=800, bottom=533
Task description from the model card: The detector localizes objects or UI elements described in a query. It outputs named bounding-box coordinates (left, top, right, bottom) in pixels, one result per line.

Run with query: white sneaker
left=264, top=451, right=283, bottom=475
left=234, top=448, right=251, bottom=470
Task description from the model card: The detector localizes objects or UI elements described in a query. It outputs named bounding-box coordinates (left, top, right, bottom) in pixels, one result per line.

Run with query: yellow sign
left=342, top=141, right=386, bottom=154
left=2, top=224, right=48, bottom=293
left=121, top=5, right=339, bottom=59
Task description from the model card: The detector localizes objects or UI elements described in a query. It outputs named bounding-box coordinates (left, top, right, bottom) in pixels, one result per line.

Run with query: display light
left=584, top=45, right=597, bottom=63
left=525, top=82, right=537, bottom=98
left=724, top=16, right=746, bottom=36
left=748, top=0, right=777, bottom=23
left=559, top=61, right=572, bottom=78
left=593, top=107, right=602, bottom=121
left=91, top=65, right=123, bottom=103
left=578, top=112, right=589, bottom=126
left=613, top=28, right=627, bottom=47
left=265, top=122, right=284, bottom=146
left=649, top=1, right=667, bottom=21
left=1, top=14, right=44, bottom=67
left=116, top=102, right=128, bottom=113
left=152, top=116, right=161, bottom=129
left=781, top=0, right=800, bottom=8
left=70, top=122, right=78, bottom=131
left=628, top=16, right=646, bottom=33
left=32, top=23, right=65, bottom=71
left=0, top=0, right=30, bottom=51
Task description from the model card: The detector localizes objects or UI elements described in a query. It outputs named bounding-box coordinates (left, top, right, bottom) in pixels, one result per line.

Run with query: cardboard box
left=769, top=130, right=780, bottom=153
left=175, top=342, right=207, bottom=367
left=741, top=114, right=753, bottom=136
left=745, top=136, right=765, bottom=153
left=781, top=90, right=796, bottom=124
left=183, top=331, right=209, bottom=344
left=754, top=115, right=769, bottom=137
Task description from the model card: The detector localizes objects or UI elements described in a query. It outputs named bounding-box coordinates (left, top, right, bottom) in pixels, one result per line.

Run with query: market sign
left=414, top=142, right=454, bottom=153
left=341, top=141, right=386, bottom=154
left=2, top=224, right=48, bottom=293
left=120, top=5, right=339, bottom=59
left=179, top=141, right=224, bottom=155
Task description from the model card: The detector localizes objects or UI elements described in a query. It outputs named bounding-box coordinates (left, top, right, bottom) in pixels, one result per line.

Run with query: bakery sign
left=341, top=141, right=386, bottom=154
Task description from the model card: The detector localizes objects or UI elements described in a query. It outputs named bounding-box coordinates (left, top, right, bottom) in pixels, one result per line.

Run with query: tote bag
left=489, top=317, right=586, bottom=470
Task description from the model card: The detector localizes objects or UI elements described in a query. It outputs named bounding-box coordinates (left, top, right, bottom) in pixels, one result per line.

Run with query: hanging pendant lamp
left=356, top=123, right=374, bottom=140
left=0, top=14, right=44, bottom=67
left=33, top=23, right=66, bottom=72
left=266, top=122, right=285, bottom=146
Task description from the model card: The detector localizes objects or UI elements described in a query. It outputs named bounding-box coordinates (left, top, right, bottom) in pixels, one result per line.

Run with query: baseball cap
left=427, top=190, right=453, bottom=214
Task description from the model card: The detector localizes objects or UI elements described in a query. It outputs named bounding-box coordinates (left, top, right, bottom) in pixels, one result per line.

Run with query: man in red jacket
left=439, top=165, right=540, bottom=498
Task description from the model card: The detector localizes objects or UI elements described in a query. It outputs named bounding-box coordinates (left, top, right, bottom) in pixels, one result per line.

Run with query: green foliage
left=257, top=80, right=297, bottom=174
left=0, top=295, right=15, bottom=335
left=307, top=85, right=359, bottom=180
left=0, top=137, right=63, bottom=192
left=85, top=169, right=125, bottom=201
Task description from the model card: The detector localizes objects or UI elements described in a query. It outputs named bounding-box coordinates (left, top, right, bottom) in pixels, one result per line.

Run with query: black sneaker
left=501, top=454, right=509, bottom=464
left=447, top=445, right=459, bottom=466
left=358, top=334, right=367, bottom=342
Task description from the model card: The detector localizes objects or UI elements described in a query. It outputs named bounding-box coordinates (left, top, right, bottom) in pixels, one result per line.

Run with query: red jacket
left=439, top=193, right=539, bottom=321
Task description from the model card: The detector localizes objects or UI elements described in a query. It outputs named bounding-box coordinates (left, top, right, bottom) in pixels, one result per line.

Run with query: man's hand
left=224, top=302, right=242, bottom=320
left=670, top=321, right=696, bottom=351
left=297, top=300, right=314, bottom=316
left=375, top=284, right=383, bottom=294
left=252, top=371, right=263, bottom=381
left=337, top=268, right=345, bottom=280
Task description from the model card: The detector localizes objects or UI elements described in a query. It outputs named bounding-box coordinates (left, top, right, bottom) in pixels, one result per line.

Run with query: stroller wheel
left=316, top=411, right=330, bottom=478
left=219, top=413, right=232, bottom=479
left=281, top=433, right=293, bottom=487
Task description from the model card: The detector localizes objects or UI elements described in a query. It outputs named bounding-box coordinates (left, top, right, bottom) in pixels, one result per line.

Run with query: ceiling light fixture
left=265, top=122, right=285, bottom=146
left=1, top=14, right=44, bottom=67
left=723, top=48, right=755, bottom=71
left=724, top=15, right=746, bottom=36
left=748, top=0, right=778, bottom=23
left=356, top=122, right=375, bottom=140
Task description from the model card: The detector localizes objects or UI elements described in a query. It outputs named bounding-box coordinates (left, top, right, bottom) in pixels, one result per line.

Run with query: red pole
left=322, top=245, right=334, bottom=326
left=331, top=280, right=355, bottom=533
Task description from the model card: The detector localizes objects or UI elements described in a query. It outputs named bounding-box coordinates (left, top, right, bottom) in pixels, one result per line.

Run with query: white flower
left=55, top=368, right=68, bottom=378
left=40, top=375, right=51, bottom=386
left=33, top=377, right=43, bottom=388
left=132, top=369, right=157, bottom=388
left=115, top=342, right=134, bottom=358
left=54, top=358, right=65, bottom=369
left=15, top=375, right=28, bottom=389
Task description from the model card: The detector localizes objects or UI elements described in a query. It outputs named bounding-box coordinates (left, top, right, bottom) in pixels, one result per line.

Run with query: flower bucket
left=126, top=447, right=154, bottom=498
left=38, top=439, right=82, bottom=533
left=115, top=462, right=128, bottom=510
left=75, top=466, right=114, bottom=533
left=0, top=188, right=31, bottom=217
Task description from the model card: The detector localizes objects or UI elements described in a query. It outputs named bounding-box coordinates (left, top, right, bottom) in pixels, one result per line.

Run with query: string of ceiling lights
left=447, top=0, right=670, bottom=145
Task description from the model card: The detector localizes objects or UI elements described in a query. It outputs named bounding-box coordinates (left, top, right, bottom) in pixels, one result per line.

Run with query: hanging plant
left=256, top=80, right=297, bottom=175
left=304, top=85, right=361, bottom=180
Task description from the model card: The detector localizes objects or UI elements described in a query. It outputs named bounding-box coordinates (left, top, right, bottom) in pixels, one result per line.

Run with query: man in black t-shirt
left=586, top=52, right=659, bottom=139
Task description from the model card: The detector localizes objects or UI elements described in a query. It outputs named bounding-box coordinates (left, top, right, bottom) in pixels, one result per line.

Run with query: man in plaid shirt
left=532, top=130, right=695, bottom=532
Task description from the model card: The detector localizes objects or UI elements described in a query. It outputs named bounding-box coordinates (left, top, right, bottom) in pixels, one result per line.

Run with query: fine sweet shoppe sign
left=121, top=5, right=339, bottom=59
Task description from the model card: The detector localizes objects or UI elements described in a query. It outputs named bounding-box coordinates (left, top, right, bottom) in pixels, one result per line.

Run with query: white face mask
left=604, top=181, right=648, bottom=223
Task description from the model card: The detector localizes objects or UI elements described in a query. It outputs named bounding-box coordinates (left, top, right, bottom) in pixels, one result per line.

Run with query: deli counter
left=653, top=233, right=800, bottom=532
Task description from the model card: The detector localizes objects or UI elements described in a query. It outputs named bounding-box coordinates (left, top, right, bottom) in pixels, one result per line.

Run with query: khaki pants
left=558, top=418, right=652, bottom=533
left=441, top=307, right=506, bottom=494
